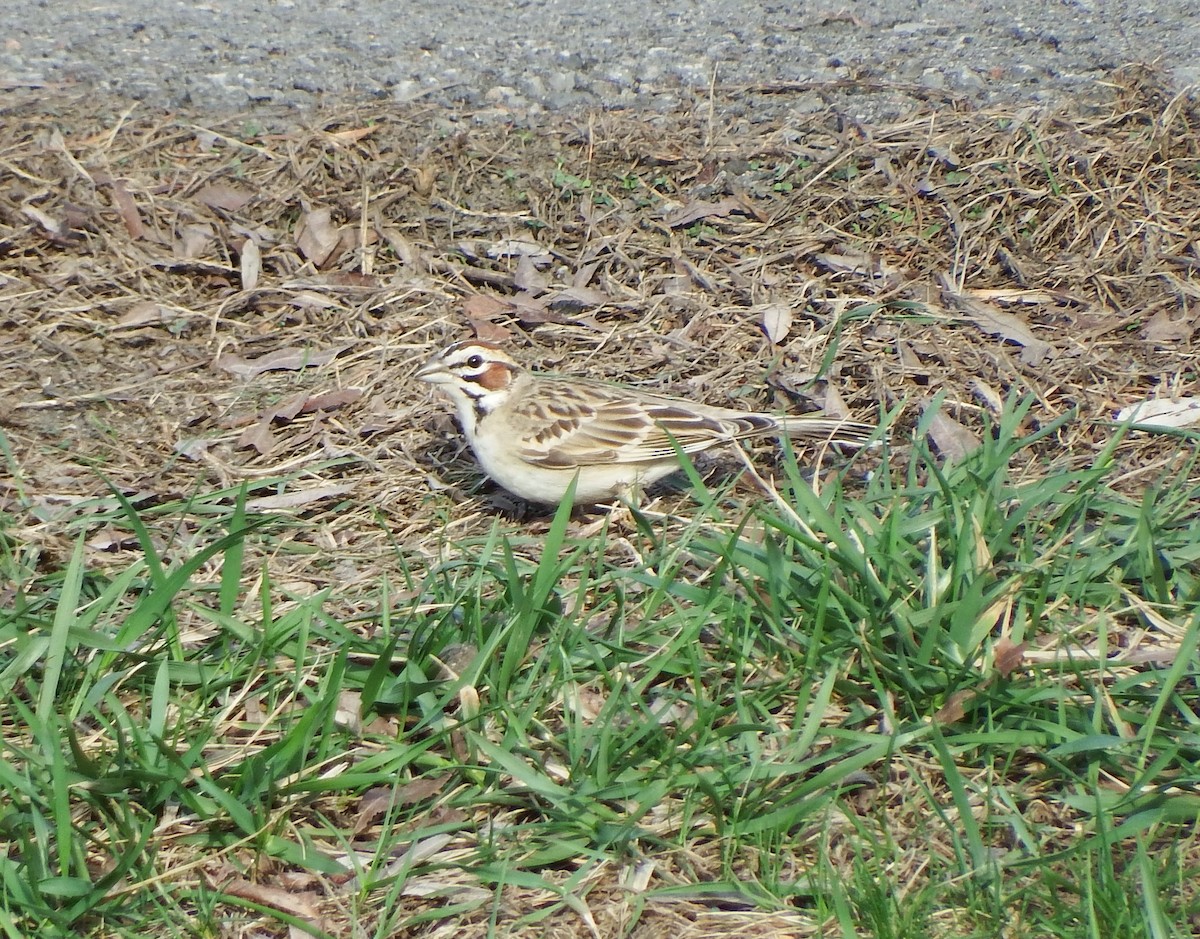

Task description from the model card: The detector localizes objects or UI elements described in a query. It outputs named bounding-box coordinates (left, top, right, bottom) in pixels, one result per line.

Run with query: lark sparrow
left=416, top=340, right=879, bottom=505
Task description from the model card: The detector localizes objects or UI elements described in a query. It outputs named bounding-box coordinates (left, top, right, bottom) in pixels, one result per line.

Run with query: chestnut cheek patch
left=477, top=363, right=511, bottom=392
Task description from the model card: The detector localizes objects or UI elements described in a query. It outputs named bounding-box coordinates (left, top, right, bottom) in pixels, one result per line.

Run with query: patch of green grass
left=2, top=401, right=1198, bottom=936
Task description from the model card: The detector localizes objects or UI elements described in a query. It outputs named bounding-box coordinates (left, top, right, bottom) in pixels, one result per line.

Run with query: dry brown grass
left=2, top=67, right=1199, bottom=936
left=4, top=69, right=1198, bottom=561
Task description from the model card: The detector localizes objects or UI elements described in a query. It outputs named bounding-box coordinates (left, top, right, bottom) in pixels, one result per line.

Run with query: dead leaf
left=933, top=689, right=973, bottom=724
left=563, top=684, right=606, bottom=722
left=117, top=301, right=167, bottom=328
left=968, top=287, right=1060, bottom=304
left=663, top=196, right=744, bottom=228
left=176, top=223, right=213, bottom=258
left=1143, top=308, right=1196, bottom=344
left=463, top=294, right=510, bottom=321
left=548, top=285, right=610, bottom=311
left=821, top=383, right=850, bottom=419
left=814, top=248, right=877, bottom=275
left=413, top=164, right=437, bottom=197
left=300, top=388, right=362, bottom=413
left=939, top=274, right=1055, bottom=366
left=215, top=876, right=321, bottom=920
left=104, top=177, right=144, bottom=239
left=970, top=379, right=1004, bottom=414
left=672, top=254, right=715, bottom=291
left=239, top=237, right=261, bottom=290
left=895, top=339, right=927, bottom=378
left=174, top=438, right=214, bottom=460
left=354, top=787, right=395, bottom=834
left=22, top=204, right=72, bottom=241
left=761, top=303, right=793, bottom=344
left=319, top=271, right=380, bottom=287
left=86, top=527, right=139, bottom=552
left=269, top=392, right=310, bottom=423
left=467, top=318, right=515, bottom=342
left=994, top=639, right=1027, bottom=677
left=572, top=259, right=602, bottom=288
left=815, top=247, right=904, bottom=289
left=509, top=292, right=568, bottom=325
left=513, top=251, right=549, bottom=293
left=289, top=291, right=340, bottom=310
left=215, top=344, right=351, bottom=379
left=378, top=226, right=418, bottom=266
left=335, top=691, right=362, bottom=733
left=399, top=775, right=451, bottom=806
left=926, top=407, right=980, bottom=462
left=194, top=183, right=253, bottom=212
left=245, top=484, right=357, bottom=511
left=1115, top=396, right=1200, bottom=430
left=237, top=419, right=276, bottom=454
left=295, top=207, right=340, bottom=267
left=486, top=239, right=552, bottom=265
left=327, top=125, right=378, bottom=144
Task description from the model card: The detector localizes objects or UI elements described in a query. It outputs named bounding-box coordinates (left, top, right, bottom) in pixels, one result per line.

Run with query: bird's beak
left=415, top=358, right=446, bottom=383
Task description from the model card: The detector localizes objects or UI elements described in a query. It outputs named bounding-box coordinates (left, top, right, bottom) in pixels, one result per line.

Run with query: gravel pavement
left=2, top=0, right=1198, bottom=118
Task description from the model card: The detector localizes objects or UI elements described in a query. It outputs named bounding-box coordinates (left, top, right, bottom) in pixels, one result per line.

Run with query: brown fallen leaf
left=295, top=207, right=340, bottom=267
left=1115, top=396, right=1200, bottom=430
left=215, top=875, right=322, bottom=920
left=821, top=383, right=851, bottom=420
left=509, top=292, right=568, bottom=325
left=320, top=271, right=380, bottom=288
left=377, top=226, right=418, bottom=266
left=895, top=339, right=927, bottom=377
left=547, top=285, right=610, bottom=311
left=354, top=787, right=395, bottom=835
left=572, top=258, right=602, bottom=288
left=194, top=183, right=253, bottom=212
left=245, top=485, right=357, bottom=511
left=467, top=318, right=515, bottom=343
left=300, top=388, right=363, bottom=413
left=268, top=392, right=311, bottom=423
left=216, top=344, right=351, bottom=379
left=970, top=378, right=1004, bottom=414
left=663, top=196, right=745, bottom=229
left=239, top=237, right=261, bottom=291
left=761, top=303, right=794, bottom=345
left=1142, top=307, right=1196, bottom=344
left=86, top=527, right=139, bottom=552
left=926, top=407, right=980, bottom=463
left=463, top=294, right=510, bottom=321
left=103, top=176, right=145, bottom=239
left=289, top=291, right=340, bottom=311
left=934, top=689, right=973, bottom=724
left=815, top=247, right=904, bottom=289
left=413, top=164, right=437, bottom=197
left=939, top=274, right=1055, bottom=366
left=513, top=251, right=549, bottom=293
left=326, top=125, right=378, bottom=144
left=994, top=639, right=1027, bottom=678
left=237, top=419, right=276, bottom=455
left=22, top=204, right=75, bottom=242
left=117, top=301, right=168, bottom=328
left=398, top=774, right=453, bottom=806
left=486, top=239, right=552, bottom=264
left=176, top=223, right=213, bottom=258
left=335, top=691, right=362, bottom=733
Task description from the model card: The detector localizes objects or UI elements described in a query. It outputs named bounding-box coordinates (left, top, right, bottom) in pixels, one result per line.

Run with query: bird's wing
left=508, top=380, right=746, bottom=468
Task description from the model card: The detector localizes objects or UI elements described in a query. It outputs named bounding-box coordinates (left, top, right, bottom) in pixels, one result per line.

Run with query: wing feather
left=505, top=376, right=875, bottom=469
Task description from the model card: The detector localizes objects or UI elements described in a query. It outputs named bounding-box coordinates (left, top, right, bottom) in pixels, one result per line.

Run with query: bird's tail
left=776, top=416, right=880, bottom=448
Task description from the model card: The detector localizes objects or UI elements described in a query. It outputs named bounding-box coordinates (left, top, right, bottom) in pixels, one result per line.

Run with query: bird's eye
left=465, top=354, right=484, bottom=369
